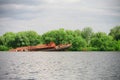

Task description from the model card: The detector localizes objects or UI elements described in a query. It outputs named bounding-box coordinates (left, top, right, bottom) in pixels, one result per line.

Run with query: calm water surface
left=0, top=52, right=120, bottom=80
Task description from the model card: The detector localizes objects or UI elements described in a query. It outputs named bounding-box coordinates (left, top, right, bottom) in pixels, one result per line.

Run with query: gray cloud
left=0, top=0, right=45, bottom=19
left=0, top=0, right=120, bottom=35
left=0, top=0, right=43, bottom=5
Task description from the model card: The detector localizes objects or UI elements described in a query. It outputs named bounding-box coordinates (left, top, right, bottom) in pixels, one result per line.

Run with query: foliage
left=1, top=32, right=16, bottom=47
left=12, top=31, right=42, bottom=48
left=64, top=30, right=78, bottom=44
left=42, top=29, right=87, bottom=50
left=0, top=36, right=4, bottom=45
left=81, top=27, right=93, bottom=46
left=0, top=45, right=9, bottom=51
left=42, top=28, right=67, bottom=44
left=109, top=26, right=120, bottom=40
left=12, top=32, right=30, bottom=47
left=0, top=26, right=120, bottom=51
left=21, top=31, right=42, bottom=46
left=112, top=40, right=120, bottom=51
left=90, top=32, right=115, bottom=51
left=69, top=37, right=87, bottom=51
left=74, top=29, right=81, bottom=36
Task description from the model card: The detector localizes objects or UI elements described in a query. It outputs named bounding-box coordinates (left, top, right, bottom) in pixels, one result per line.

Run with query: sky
left=0, top=0, right=120, bottom=35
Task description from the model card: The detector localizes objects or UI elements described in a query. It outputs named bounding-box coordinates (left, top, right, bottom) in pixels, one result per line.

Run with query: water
left=0, top=52, right=120, bottom=80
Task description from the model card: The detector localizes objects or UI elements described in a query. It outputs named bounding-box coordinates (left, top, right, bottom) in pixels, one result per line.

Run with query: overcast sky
left=0, top=0, right=120, bottom=35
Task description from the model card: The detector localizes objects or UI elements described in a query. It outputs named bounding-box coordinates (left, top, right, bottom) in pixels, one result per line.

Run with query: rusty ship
left=9, top=42, right=72, bottom=52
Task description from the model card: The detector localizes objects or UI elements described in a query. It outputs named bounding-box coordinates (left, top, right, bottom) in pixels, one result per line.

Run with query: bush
left=86, top=47, right=99, bottom=51
left=0, top=45, right=9, bottom=51
left=69, top=37, right=87, bottom=51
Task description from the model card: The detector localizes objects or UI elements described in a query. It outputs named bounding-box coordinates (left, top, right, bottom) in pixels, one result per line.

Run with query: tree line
left=0, top=26, right=120, bottom=51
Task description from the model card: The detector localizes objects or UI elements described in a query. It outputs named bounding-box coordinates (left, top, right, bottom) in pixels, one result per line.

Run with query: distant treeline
left=0, top=26, right=120, bottom=51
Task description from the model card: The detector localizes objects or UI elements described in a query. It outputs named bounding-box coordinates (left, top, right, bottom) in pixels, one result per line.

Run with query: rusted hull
left=9, top=42, right=71, bottom=52
left=42, top=44, right=71, bottom=51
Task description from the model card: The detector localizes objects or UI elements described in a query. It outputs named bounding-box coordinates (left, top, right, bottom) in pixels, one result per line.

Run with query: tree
left=90, top=32, right=115, bottom=51
left=42, top=28, right=67, bottom=45
left=109, top=26, right=120, bottom=40
left=69, top=36, right=87, bottom=51
left=115, top=40, right=120, bottom=51
left=0, top=36, right=4, bottom=45
left=0, top=45, right=9, bottom=51
left=23, top=31, right=42, bottom=45
left=64, top=30, right=77, bottom=44
left=42, top=28, right=87, bottom=51
left=0, top=32, right=16, bottom=47
left=111, top=40, right=120, bottom=51
left=81, top=27, right=93, bottom=46
left=10, top=31, right=43, bottom=48
left=0, top=32, right=16, bottom=50
left=74, top=29, right=81, bottom=36
left=0, top=27, right=119, bottom=51
left=12, top=32, right=30, bottom=47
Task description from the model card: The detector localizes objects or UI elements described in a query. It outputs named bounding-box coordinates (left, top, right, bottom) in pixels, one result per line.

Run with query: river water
left=0, top=52, right=120, bottom=80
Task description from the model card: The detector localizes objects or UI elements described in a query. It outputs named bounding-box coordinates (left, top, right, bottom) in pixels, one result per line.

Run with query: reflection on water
left=0, top=52, right=120, bottom=80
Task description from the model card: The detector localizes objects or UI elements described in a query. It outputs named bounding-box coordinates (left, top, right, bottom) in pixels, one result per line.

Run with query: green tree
left=111, top=40, right=120, bottom=51
left=23, top=31, right=42, bottom=45
left=10, top=31, right=43, bottom=48
left=109, top=26, right=120, bottom=40
left=74, top=29, right=81, bottom=36
left=81, top=27, right=93, bottom=46
left=42, top=28, right=66, bottom=45
left=64, top=30, right=77, bottom=44
left=69, top=36, right=87, bottom=51
left=3, top=32, right=16, bottom=46
left=0, top=27, right=119, bottom=51
left=0, top=45, right=9, bottom=51
left=90, top=32, right=115, bottom=51
left=0, top=32, right=16, bottom=50
left=12, top=32, right=30, bottom=47
left=116, top=40, right=120, bottom=51
left=0, top=36, right=4, bottom=45
left=42, top=28, right=87, bottom=51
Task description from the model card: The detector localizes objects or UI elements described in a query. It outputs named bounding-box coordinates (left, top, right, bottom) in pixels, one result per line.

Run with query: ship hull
left=9, top=42, right=71, bottom=52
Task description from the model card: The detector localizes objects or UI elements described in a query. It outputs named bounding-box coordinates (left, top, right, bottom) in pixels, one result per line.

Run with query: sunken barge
left=9, top=42, right=72, bottom=52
